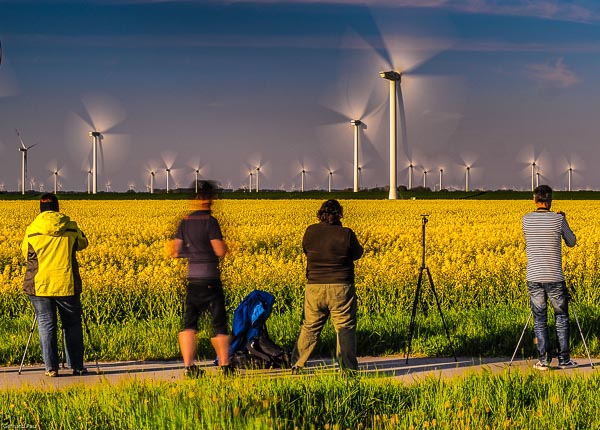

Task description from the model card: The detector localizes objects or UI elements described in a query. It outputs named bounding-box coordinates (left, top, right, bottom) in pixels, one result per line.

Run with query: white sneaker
left=533, top=360, right=550, bottom=371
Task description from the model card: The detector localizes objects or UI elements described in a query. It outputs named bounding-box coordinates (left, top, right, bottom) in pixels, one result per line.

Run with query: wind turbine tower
left=150, top=171, right=155, bottom=194
left=531, top=162, right=536, bottom=192
left=350, top=119, right=362, bottom=192
left=408, top=163, right=413, bottom=190
left=53, top=171, right=58, bottom=194
left=568, top=167, right=572, bottom=192
left=301, top=168, right=306, bottom=192
left=439, top=168, right=444, bottom=191
left=423, top=169, right=428, bottom=188
left=16, top=130, right=37, bottom=196
left=87, top=170, right=91, bottom=194
left=328, top=170, right=333, bottom=192
left=465, top=166, right=471, bottom=192
left=89, top=131, right=103, bottom=194
left=165, top=168, right=170, bottom=193
left=255, top=167, right=260, bottom=193
left=379, top=70, right=401, bottom=200
left=195, top=169, right=200, bottom=193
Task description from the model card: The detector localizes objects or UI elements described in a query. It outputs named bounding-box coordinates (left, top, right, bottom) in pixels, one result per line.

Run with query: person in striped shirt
left=522, top=184, right=578, bottom=370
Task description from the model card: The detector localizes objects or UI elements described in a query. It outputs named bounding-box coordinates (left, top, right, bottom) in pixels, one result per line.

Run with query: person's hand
left=556, top=211, right=566, bottom=218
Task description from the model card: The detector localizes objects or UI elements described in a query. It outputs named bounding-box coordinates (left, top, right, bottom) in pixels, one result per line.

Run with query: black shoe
left=183, top=365, right=205, bottom=378
left=72, top=368, right=88, bottom=376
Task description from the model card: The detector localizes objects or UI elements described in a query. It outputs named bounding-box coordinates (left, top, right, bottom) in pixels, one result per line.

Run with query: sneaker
left=291, top=366, right=303, bottom=375
left=533, top=360, right=550, bottom=371
left=45, top=370, right=58, bottom=377
left=183, top=365, right=205, bottom=378
left=559, top=360, right=578, bottom=369
left=72, top=368, right=88, bottom=376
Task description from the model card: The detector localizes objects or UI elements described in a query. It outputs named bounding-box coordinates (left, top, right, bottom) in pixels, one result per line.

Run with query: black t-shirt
left=175, top=210, right=223, bottom=280
left=302, top=221, right=363, bottom=284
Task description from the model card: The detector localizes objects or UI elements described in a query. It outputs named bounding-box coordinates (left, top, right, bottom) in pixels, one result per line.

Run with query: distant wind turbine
left=439, top=168, right=444, bottom=191
left=465, top=166, right=471, bottom=192
left=16, top=129, right=37, bottom=195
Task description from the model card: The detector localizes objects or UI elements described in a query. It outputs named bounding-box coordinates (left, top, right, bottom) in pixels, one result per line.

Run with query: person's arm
left=21, top=234, right=29, bottom=260
left=76, top=228, right=88, bottom=251
left=210, top=239, right=228, bottom=257
left=172, top=238, right=185, bottom=257
left=349, top=230, right=364, bottom=260
left=560, top=214, right=576, bottom=247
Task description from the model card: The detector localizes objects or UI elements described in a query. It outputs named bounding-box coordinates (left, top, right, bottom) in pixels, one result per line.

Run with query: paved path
left=2, top=355, right=597, bottom=390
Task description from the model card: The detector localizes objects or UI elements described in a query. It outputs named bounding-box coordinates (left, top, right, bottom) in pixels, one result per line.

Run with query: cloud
left=526, top=58, right=581, bottom=88
left=213, top=0, right=600, bottom=24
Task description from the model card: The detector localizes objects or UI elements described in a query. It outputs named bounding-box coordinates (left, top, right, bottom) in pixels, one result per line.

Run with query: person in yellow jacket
left=22, top=193, right=88, bottom=377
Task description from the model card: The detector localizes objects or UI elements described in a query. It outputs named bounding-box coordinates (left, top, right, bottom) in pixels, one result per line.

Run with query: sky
left=1, top=0, right=600, bottom=193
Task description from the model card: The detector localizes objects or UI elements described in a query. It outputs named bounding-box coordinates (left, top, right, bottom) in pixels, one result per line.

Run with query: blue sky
left=1, top=0, right=599, bottom=192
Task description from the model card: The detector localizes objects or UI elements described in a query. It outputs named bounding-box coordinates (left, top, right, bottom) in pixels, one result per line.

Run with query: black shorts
left=181, top=279, right=228, bottom=336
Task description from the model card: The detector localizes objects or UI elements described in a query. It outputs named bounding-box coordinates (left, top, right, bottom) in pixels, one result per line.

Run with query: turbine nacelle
left=350, top=119, right=362, bottom=126
left=379, top=70, right=402, bottom=81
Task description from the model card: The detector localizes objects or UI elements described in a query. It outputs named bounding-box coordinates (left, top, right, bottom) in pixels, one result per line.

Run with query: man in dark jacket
left=291, top=199, right=364, bottom=373
left=22, top=193, right=88, bottom=377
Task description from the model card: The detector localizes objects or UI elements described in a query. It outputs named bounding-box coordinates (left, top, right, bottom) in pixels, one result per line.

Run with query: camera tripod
left=509, top=298, right=594, bottom=368
left=405, top=214, right=457, bottom=364
left=18, top=309, right=100, bottom=375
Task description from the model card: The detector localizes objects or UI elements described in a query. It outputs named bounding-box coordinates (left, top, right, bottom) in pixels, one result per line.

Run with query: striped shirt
left=522, top=210, right=576, bottom=282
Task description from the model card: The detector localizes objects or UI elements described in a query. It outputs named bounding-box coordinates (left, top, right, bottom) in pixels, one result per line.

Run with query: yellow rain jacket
left=22, top=211, right=88, bottom=297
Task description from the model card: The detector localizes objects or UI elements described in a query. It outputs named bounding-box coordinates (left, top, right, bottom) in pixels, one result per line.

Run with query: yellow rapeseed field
left=1, top=199, right=598, bottom=320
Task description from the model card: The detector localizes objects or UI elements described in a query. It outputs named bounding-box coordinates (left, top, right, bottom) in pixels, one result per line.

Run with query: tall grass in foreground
left=1, top=371, right=599, bottom=429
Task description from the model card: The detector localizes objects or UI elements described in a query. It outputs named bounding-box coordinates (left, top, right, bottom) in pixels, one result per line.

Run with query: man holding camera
left=522, top=185, right=577, bottom=370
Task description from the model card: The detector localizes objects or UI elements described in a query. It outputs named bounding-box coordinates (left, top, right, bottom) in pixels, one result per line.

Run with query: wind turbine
left=16, top=129, right=37, bottom=195
left=87, top=169, right=92, bottom=194
left=328, top=170, right=333, bottom=192
left=301, top=168, right=306, bottom=192
left=165, top=168, right=171, bottom=193
left=248, top=171, right=253, bottom=192
left=66, top=94, right=129, bottom=194
left=423, top=169, right=428, bottom=188
left=465, top=165, right=471, bottom=192
left=350, top=119, right=362, bottom=192
left=358, top=166, right=363, bottom=190
left=531, top=161, right=536, bottom=192
left=149, top=171, right=155, bottom=194
left=255, top=166, right=261, bottom=193
left=408, top=163, right=414, bottom=190
left=439, top=168, right=444, bottom=191
left=87, top=131, right=103, bottom=194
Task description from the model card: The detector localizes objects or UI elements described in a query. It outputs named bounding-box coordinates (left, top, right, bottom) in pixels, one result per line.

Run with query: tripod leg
left=81, top=311, right=100, bottom=374
left=509, top=311, right=532, bottom=367
left=19, top=314, right=37, bottom=375
left=405, top=268, right=424, bottom=364
left=570, top=302, right=594, bottom=369
left=425, top=268, right=457, bottom=362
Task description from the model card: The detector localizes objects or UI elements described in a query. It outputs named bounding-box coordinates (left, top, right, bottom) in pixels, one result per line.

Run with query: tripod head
left=421, top=214, right=429, bottom=225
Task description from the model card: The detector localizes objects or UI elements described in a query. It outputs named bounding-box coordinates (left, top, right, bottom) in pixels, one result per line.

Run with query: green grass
left=1, top=370, right=600, bottom=429
left=5, top=304, right=599, bottom=365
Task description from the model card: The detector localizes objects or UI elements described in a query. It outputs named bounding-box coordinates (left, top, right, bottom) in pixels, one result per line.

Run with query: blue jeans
left=527, top=281, right=571, bottom=364
left=29, top=295, right=84, bottom=372
left=292, top=283, right=358, bottom=370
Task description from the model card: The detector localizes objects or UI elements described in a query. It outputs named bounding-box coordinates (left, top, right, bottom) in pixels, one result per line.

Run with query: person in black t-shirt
left=172, top=180, right=231, bottom=377
left=291, top=199, right=364, bottom=374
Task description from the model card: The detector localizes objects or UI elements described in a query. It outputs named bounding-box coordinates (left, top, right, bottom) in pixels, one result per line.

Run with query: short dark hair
left=192, top=180, right=217, bottom=201
left=40, top=193, right=59, bottom=212
left=534, top=185, right=553, bottom=204
left=317, top=199, right=343, bottom=224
